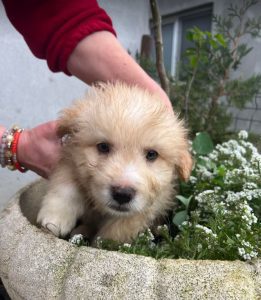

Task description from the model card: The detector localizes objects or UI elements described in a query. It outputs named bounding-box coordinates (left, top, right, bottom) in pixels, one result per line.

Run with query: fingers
left=17, top=121, right=62, bottom=178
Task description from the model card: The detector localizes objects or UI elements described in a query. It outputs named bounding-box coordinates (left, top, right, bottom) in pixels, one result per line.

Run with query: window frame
left=150, top=3, right=213, bottom=76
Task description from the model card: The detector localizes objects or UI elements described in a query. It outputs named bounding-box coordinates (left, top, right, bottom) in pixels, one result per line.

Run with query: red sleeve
left=2, top=0, right=116, bottom=74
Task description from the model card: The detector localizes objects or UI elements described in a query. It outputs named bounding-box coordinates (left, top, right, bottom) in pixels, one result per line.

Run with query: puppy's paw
left=37, top=208, right=76, bottom=238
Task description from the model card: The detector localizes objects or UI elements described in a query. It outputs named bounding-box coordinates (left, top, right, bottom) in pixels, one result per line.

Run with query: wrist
left=0, top=126, right=27, bottom=172
left=17, top=129, right=29, bottom=169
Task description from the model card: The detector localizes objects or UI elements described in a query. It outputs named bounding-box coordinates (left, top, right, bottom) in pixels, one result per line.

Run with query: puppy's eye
left=97, top=142, right=110, bottom=154
left=145, top=149, right=158, bottom=162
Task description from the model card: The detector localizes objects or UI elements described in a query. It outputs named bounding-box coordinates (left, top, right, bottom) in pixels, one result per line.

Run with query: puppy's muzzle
left=111, top=186, right=136, bottom=205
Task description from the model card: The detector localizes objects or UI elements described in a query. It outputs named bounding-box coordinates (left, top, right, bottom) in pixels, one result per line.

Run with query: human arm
left=67, top=31, right=172, bottom=109
left=1, top=0, right=172, bottom=178
left=3, top=0, right=170, bottom=108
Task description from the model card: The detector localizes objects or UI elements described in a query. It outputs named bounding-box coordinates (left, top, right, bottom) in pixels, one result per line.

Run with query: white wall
left=99, top=0, right=151, bottom=55
left=0, top=2, right=86, bottom=209
left=0, top=1, right=150, bottom=209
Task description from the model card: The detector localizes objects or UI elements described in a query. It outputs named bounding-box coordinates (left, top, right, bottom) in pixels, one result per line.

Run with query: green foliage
left=139, top=1, right=261, bottom=142
left=94, top=131, right=260, bottom=261
left=226, top=75, right=261, bottom=108
left=172, top=195, right=192, bottom=227
left=172, top=1, right=261, bottom=142
left=192, top=132, right=214, bottom=155
left=135, top=52, right=159, bottom=81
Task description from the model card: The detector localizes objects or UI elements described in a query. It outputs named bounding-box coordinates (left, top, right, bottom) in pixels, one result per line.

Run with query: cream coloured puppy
left=37, top=82, right=192, bottom=243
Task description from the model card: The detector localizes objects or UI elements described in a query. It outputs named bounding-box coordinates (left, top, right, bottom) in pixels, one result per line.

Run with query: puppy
left=37, top=82, right=192, bottom=243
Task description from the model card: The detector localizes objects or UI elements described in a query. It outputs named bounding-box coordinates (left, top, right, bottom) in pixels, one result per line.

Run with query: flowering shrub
left=174, top=130, right=260, bottom=261
left=70, top=131, right=260, bottom=261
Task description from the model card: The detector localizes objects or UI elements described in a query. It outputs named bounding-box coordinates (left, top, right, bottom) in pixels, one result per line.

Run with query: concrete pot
left=0, top=180, right=260, bottom=300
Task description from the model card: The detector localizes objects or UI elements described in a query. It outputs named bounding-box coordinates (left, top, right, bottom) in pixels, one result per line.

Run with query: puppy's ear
left=57, top=105, right=81, bottom=137
left=177, top=151, right=193, bottom=182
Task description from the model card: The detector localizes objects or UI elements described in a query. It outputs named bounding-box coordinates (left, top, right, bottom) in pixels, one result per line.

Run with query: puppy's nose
left=111, top=186, right=136, bottom=205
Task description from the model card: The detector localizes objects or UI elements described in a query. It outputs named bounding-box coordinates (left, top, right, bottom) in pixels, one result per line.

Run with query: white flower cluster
left=195, top=224, right=217, bottom=238
left=177, top=221, right=217, bottom=250
left=138, top=228, right=155, bottom=241
left=224, top=166, right=259, bottom=186
left=196, top=165, right=214, bottom=180
left=238, top=130, right=248, bottom=140
left=195, top=188, right=259, bottom=228
left=157, top=224, right=169, bottom=233
left=243, top=182, right=258, bottom=190
left=189, top=175, right=198, bottom=184
left=136, top=229, right=156, bottom=249
left=226, top=190, right=261, bottom=203
left=238, top=239, right=258, bottom=261
left=193, top=130, right=260, bottom=191
left=195, top=190, right=223, bottom=213
left=214, top=140, right=248, bottom=166
left=186, top=132, right=260, bottom=260
left=69, top=234, right=85, bottom=246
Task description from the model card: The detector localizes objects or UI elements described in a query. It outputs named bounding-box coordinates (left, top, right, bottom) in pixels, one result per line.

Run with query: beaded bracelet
left=0, top=126, right=28, bottom=173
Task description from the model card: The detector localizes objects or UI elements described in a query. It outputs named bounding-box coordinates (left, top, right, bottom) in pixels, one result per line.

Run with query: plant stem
left=150, top=0, right=170, bottom=96
left=184, top=55, right=199, bottom=123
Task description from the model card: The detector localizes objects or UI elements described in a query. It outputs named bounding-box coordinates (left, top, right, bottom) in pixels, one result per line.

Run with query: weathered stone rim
left=0, top=180, right=260, bottom=300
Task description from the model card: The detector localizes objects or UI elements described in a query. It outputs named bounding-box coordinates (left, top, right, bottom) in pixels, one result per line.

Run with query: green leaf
left=214, top=33, right=227, bottom=47
left=196, top=157, right=208, bottom=167
left=189, top=55, right=198, bottom=68
left=173, top=210, right=188, bottom=227
left=210, top=39, right=218, bottom=49
left=186, top=30, right=194, bottom=41
left=217, top=165, right=226, bottom=177
left=176, top=195, right=193, bottom=209
left=192, top=132, right=214, bottom=155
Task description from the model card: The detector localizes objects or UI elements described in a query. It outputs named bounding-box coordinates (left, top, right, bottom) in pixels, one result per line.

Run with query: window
left=160, top=4, right=213, bottom=76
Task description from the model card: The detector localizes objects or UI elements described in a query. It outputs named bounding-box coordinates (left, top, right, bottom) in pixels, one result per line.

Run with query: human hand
left=17, top=121, right=61, bottom=178
left=67, top=31, right=173, bottom=111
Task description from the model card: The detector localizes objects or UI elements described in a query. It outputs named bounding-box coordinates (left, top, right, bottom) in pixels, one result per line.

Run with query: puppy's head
left=59, top=82, right=192, bottom=216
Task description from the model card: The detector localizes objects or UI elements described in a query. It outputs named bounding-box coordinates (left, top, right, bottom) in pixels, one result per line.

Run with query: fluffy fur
left=37, top=82, right=192, bottom=243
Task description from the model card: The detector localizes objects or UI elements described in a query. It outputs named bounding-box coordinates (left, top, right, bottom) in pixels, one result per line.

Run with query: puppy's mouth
left=108, top=204, right=131, bottom=213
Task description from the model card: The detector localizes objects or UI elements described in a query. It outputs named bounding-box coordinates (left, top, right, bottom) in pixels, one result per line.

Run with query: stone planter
left=0, top=180, right=260, bottom=300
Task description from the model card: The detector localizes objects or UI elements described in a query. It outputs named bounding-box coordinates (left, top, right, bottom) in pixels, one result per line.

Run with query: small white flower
left=195, top=225, right=217, bottom=238
left=197, top=244, right=203, bottom=251
left=181, top=221, right=188, bottom=226
left=243, top=253, right=251, bottom=260
left=238, top=247, right=245, bottom=256
left=189, top=176, right=197, bottom=184
left=69, top=234, right=84, bottom=246
left=146, top=228, right=155, bottom=240
left=238, top=130, right=248, bottom=140
left=157, top=224, right=168, bottom=231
